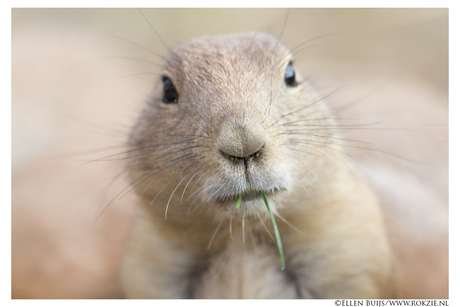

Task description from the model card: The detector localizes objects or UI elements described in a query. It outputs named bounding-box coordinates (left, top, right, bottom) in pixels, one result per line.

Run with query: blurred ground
left=11, top=8, right=448, bottom=298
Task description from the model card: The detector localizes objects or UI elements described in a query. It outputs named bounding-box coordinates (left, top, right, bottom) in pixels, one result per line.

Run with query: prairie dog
left=121, top=32, right=392, bottom=298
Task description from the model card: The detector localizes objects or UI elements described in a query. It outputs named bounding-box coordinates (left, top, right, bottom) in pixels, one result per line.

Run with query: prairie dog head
left=128, top=32, right=339, bottom=221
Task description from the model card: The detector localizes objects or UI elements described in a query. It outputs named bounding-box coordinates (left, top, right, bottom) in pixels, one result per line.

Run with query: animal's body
left=121, top=32, right=393, bottom=298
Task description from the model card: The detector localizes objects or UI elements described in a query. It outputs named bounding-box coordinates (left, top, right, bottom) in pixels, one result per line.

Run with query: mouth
left=213, top=187, right=286, bottom=205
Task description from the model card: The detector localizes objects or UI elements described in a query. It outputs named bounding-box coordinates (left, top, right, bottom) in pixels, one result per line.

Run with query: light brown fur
left=121, top=32, right=393, bottom=298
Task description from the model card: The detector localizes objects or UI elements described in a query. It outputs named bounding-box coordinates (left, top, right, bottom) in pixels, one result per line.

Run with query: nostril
left=220, top=150, right=240, bottom=163
left=248, top=144, right=264, bottom=160
left=220, top=144, right=264, bottom=164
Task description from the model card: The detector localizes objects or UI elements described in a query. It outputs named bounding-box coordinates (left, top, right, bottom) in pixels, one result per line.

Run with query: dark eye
left=284, top=62, right=297, bottom=87
left=162, top=76, right=179, bottom=103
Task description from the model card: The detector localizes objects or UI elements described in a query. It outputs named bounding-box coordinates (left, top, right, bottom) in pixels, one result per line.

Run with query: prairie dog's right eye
left=284, top=62, right=298, bottom=87
left=162, top=76, right=179, bottom=103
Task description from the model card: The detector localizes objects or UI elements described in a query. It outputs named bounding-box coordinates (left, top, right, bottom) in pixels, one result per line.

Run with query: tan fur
left=121, top=32, right=393, bottom=298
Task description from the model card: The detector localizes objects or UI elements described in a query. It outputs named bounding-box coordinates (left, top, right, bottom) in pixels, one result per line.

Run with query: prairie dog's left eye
left=162, top=76, right=179, bottom=103
left=284, top=62, right=297, bottom=87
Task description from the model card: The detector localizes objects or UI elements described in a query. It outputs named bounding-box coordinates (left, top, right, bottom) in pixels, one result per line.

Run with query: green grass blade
left=260, top=191, right=285, bottom=270
left=236, top=193, right=243, bottom=208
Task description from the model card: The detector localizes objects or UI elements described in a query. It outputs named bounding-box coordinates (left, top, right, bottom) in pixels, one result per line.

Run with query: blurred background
left=12, top=8, right=448, bottom=298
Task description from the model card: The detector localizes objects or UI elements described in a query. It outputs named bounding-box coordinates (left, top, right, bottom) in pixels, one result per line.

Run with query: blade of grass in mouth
left=236, top=193, right=243, bottom=208
left=234, top=191, right=285, bottom=270
left=260, top=191, right=285, bottom=270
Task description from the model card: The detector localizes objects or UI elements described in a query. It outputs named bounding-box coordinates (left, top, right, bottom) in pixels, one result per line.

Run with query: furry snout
left=217, top=119, right=267, bottom=164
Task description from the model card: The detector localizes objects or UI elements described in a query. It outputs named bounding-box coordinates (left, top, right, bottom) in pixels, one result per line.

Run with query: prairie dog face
left=128, top=32, right=338, bottom=220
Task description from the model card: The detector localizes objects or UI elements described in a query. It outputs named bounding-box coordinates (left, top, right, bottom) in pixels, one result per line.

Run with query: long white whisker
left=180, top=163, right=207, bottom=205
left=207, top=218, right=224, bottom=250
left=165, top=172, right=191, bottom=220
left=186, top=169, right=213, bottom=200
left=229, top=215, right=233, bottom=239
left=276, top=213, right=309, bottom=238
left=242, top=216, right=245, bottom=244
left=257, top=212, right=275, bottom=243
